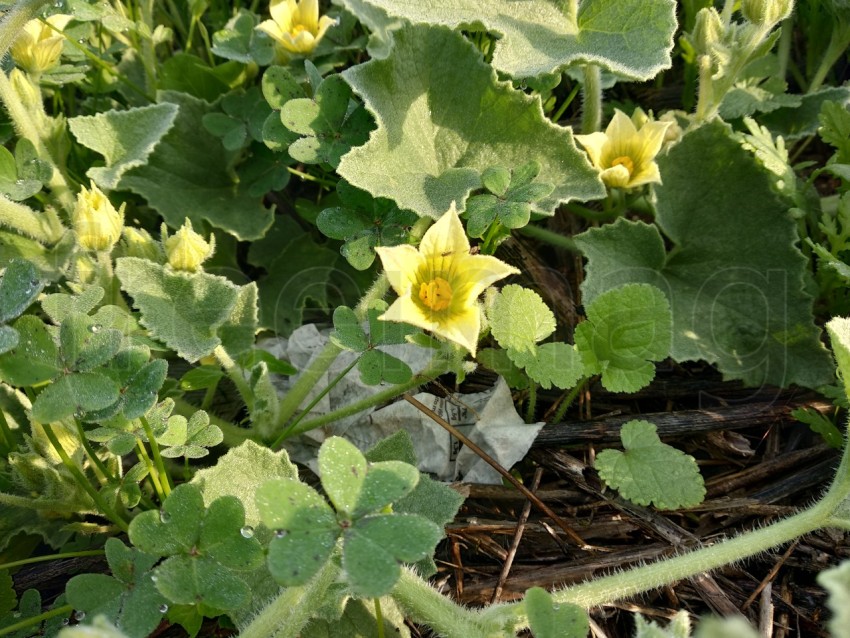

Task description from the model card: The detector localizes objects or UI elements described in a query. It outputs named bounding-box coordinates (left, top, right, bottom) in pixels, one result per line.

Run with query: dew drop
left=159, top=509, right=170, bottom=523
left=158, top=603, right=169, bottom=613
left=89, top=324, right=101, bottom=333
left=74, top=610, right=86, bottom=621
left=240, top=525, right=254, bottom=539
left=150, top=573, right=158, bottom=582
left=77, top=38, right=86, bottom=44
left=62, top=618, right=70, bottom=626
left=274, top=529, right=288, bottom=539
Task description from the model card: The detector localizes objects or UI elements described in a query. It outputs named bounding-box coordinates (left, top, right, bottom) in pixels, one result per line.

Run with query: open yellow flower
left=257, top=0, right=336, bottom=55
left=10, top=14, right=73, bottom=75
left=575, top=109, right=671, bottom=190
left=375, top=206, right=519, bottom=356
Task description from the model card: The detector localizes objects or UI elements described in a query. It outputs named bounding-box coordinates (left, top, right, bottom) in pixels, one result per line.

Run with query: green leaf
left=179, top=365, right=224, bottom=391
left=358, top=0, right=676, bottom=81
left=791, top=406, right=843, bottom=449
left=820, top=100, right=850, bottom=165
left=633, top=611, right=692, bottom=638
left=32, top=373, right=120, bottom=422
left=761, top=85, right=850, bottom=140
left=575, top=122, right=834, bottom=389
left=338, top=24, right=603, bottom=220
left=129, top=484, right=204, bottom=556
left=357, top=348, right=413, bottom=385
left=115, top=258, right=243, bottom=362
left=353, top=461, right=420, bottom=517
left=818, top=560, right=850, bottom=638
left=0, top=326, right=17, bottom=355
left=0, top=259, right=43, bottom=323
left=65, top=538, right=166, bottom=638
left=249, top=361, right=280, bottom=440
left=595, top=420, right=705, bottom=510
left=59, top=314, right=123, bottom=372
left=192, top=440, right=299, bottom=528
left=119, top=91, right=273, bottom=241
left=488, top=285, right=556, bottom=353
left=154, top=555, right=251, bottom=611
left=0, top=316, right=61, bottom=385
left=573, top=283, right=671, bottom=393
left=476, top=348, right=528, bottom=389
left=219, top=282, right=259, bottom=358
left=158, top=410, right=222, bottom=459
left=525, top=587, right=589, bottom=638
left=262, top=65, right=306, bottom=110
left=0, top=571, right=14, bottom=617
left=68, top=103, right=178, bottom=190
left=41, top=286, right=104, bottom=324
left=508, top=342, right=583, bottom=390
left=236, top=348, right=297, bottom=375
left=319, top=437, right=368, bottom=515
left=342, top=514, right=441, bottom=598
left=367, top=303, right=419, bottom=346
left=256, top=478, right=339, bottom=586
left=331, top=306, right=369, bottom=352
left=211, top=11, right=275, bottom=66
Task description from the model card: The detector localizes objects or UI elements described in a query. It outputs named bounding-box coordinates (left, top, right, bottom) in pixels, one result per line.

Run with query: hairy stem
left=0, top=195, right=63, bottom=244
left=518, top=223, right=578, bottom=252
left=580, top=64, right=602, bottom=134
left=140, top=415, right=172, bottom=497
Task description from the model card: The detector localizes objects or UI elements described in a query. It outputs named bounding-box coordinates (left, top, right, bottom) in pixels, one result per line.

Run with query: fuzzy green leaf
left=0, top=571, right=14, bottom=617
left=508, top=342, right=584, bottom=390
left=59, top=314, right=123, bottom=372
left=319, top=437, right=368, bottom=515
left=358, top=0, right=676, bottom=81
left=576, top=122, right=834, bottom=389
left=32, top=373, right=120, bottom=422
left=595, top=420, right=705, bottom=510
left=357, top=348, right=413, bottom=385
left=525, top=587, right=589, bottom=638
left=353, top=461, right=420, bottom=517
left=154, top=555, right=251, bottom=611
left=761, top=86, right=850, bottom=140
left=573, top=283, right=671, bottom=393
left=0, top=326, right=17, bottom=355
left=115, top=258, right=243, bottom=362
left=119, top=91, right=273, bottom=241
left=68, top=103, right=178, bottom=190
left=41, top=286, right=104, bottom=324
left=0, top=259, right=43, bottom=324
left=129, top=484, right=204, bottom=556
left=0, top=316, right=60, bottom=385
left=820, top=100, right=850, bottom=165
left=818, top=560, right=850, bottom=638
left=489, top=284, right=556, bottom=353
left=331, top=306, right=368, bottom=352
left=192, top=440, right=299, bottom=528
left=342, top=514, right=442, bottom=598
left=338, top=25, right=603, bottom=220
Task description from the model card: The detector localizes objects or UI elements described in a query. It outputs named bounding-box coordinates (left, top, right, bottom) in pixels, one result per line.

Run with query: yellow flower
left=575, top=109, right=671, bottom=190
left=72, top=182, right=124, bottom=252
left=375, top=206, right=519, bottom=356
left=257, top=0, right=336, bottom=55
left=164, top=219, right=215, bottom=272
left=10, top=14, right=73, bottom=75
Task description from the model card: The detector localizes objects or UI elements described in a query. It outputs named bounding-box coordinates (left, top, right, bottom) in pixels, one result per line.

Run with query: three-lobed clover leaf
left=65, top=538, right=167, bottom=638
left=281, top=74, right=375, bottom=168
left=317, top=180, right=418, bottom=270
left=210, top=10, right=276, bottom=66
left=524, top=587, right=589, bottom=638
left=573, top=283, right=672, bottom=393
left=330, top=303, right=418, bottom=385
left=256, top=437, right=442, bottom=597
left=0, top=259, right=43, bottom=355
left=202, top=87, right=272, bottom=152
left=595, top=420, right=705, bottom=510
left=0, top=140, right=52, bottom=201
left=128, top=483, right=264, bottom=612
left=156, top=410, right=223, bottom=459
left=465, top=162, right=555, bottom=238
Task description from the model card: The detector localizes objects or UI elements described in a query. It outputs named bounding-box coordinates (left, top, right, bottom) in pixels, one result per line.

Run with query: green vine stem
left=807, top=19, right=850, bottom=92
left=0, top=195, right=64, bottom=244
left=238, top=558, right=340, bottom=638
left=548, top=376, right=589, bottom=424
left=280, top=361, right=451, bottom=439
left=139, top=415, right=172, bottom=497
left=39, top=421, right=129, bottom=532
left=135, top=439, right=166, bottom=502
left=74, top=418, right=115, bottom=484
left=580, top=63, right=602, bottom=134
left=0, top=604, right=73, bottom=638
left=517, top=223, right=578, bottom=252
left=0, top=549, right=105, bottom=571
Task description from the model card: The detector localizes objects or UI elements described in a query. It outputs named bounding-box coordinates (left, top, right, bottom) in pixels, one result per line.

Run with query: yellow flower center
left=291, top=23, right=308, bottom=35
left=419, top=277, right=453, bottom=312
left=610, top=155, right=635, bottom=176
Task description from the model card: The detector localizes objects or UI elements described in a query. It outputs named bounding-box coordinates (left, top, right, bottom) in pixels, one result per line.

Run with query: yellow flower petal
left=296, top=0, right=320, bottom=33
left=453, top=253, right=520, bottom=304
left=270, top=0, right=295, bottom=29
left=375, top=244, right=424, bottom=296
left=600, top=164, right=632, bottom=189
left=418, top=204, right=470, bottom=269
left=380, top=294, right=439, bottom=333
left=432, top=305, right=481, bottom=356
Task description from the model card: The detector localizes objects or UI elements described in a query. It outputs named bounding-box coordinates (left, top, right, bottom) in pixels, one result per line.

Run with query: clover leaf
left=574, top=283, right=672, bottom=393
left=0, top=259, right=43, bottom=325
left=256, top=437, right=441, bottom=597
left=211, top=10, right=276, bottom=66
left=317, top=180, right=418, bottom=270
left=465, top=162, right=555, bottom=238
left=128, top=484, right=264, bottom=612
left=65, top=538, right=167, bottom=638
left=281, top=74, right=375, bottom=168
left=157, top=410, right=223, bottom=459
left=525, top=587, right=589, bottom=638
left=595, top=420, right=705, bottom=510
left=0, top=141, right=52, bottom=201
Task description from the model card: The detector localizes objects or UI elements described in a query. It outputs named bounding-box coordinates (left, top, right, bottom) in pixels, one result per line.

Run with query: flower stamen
left=419, top=277, right=453, bottom=311
left=611, top=155, right=635, bottom=176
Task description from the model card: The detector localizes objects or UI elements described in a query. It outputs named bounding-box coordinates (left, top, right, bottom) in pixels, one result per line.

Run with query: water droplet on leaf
left=73, top=610, right=86, bottom=621
left=158, top=604, right=168, bottom=613
left=240, top=525, right=254, bottom=538
left=275, top=529, right=288, bottom=538
left=159, top=510, right=170, bottom=523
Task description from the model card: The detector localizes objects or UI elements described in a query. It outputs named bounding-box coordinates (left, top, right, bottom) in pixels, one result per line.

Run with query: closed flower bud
left=121, top=227, right=163, bottom=262
left=691, top=7, right=724, bottom=55
left=72, top=182, right=124, bottom=252
left=10, top=14, right=73, bottom=75
left=8, top=69, right=40, bottom=110
left=164, top=219, right=214, bottom=272
left=741, top=0, right=793, bottom=26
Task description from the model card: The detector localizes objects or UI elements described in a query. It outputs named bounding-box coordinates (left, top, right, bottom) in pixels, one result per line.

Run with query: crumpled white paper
left=260, top=324, right=544, bottom=484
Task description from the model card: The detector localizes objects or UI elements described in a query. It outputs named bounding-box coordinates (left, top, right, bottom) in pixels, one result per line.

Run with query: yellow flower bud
left=72, top=182, right=124, bottom=252
left=8, top=69, right=40, bottom=110
left=10, top=14, right=73, bottom=75
left=741, top=0, right=794, bottom=26
left=164, top=219, right=214, bottom=272
left=691, top=7, right=724, bottom=56
left=121, top=227, right=163, bottom=262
